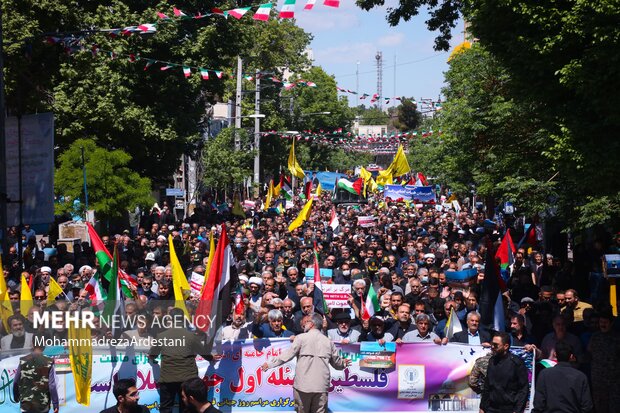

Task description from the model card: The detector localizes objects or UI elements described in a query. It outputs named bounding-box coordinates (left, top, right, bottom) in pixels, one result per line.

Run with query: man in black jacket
left=100, top=378, right=149, bottom=413
left=481, top=332, right=529, bottom=413
left=533, top=340, right=593, bottom=413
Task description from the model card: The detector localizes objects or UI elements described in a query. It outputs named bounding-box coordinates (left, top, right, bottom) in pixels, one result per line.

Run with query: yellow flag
left=447, top=193, right=457, bottom=203
left=288, top=198, right=313, bottom=232
left=200, top=230, right=216, bottom=296
left=287, top=139, right=306, bottom=179
left=273, top=180, right=281, bottom=197
left=360, top=167, right=373, bottom=196
left=232, top=195, right=245, bottom=218
left=68, top=324, right=92, bottom=405
left=47, top=277, right=66, bottom=306
left=20, top=275, right=33, bottom=317
left=315, top=182, right=322, bottom=197
left=168, top=234, right=190, bottom=319
left=376, top=169, right=393, bottom=186
left=264, top=180, right=273, bottom=211
left=0, top=256, right=14, bottom=331
left=390, top=145, right=411, bottom=177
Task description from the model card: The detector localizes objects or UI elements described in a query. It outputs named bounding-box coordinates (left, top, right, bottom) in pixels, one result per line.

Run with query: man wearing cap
left=327, top=312, right=361, bottom=344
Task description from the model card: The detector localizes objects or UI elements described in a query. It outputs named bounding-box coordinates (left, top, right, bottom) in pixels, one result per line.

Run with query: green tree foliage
left=356, top=106, right=389, bottom=126
left=358, top=0, right=620, bottom=228
left=55, top=139, right=153, bottom=219
left=437, top=46, right=556, bottom=216
left=260, top=67, right=355, bottom=178
left=392, top=98, right=422, bottom=131
left=2, top=1, right=312, bottom=183
left=202, top=128, right=255, bottom=189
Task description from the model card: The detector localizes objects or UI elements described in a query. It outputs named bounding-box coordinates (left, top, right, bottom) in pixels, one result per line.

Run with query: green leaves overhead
left=55, top=139, right=154, bottom=219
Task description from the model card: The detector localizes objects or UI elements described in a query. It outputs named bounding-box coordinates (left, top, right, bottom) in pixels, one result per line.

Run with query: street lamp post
left=253, top=69, right=261, bottom=196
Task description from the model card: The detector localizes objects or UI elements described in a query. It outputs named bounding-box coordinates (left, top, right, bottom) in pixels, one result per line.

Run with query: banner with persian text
left=0, top=340, right=533, bottom=412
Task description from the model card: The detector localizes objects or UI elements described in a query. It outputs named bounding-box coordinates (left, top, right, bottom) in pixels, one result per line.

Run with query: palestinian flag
left=87, top=223, right=136, bottom=297
left=102, top=244, right=125, bottom=337
left=518, top=222, right=538, bottom=249
left=496, top=230, right=516, bottom=281
left=281, top=175, right=293, bottom=200
left=480, top=238, right=507, bottom=333
left=337, top=178, right=363, bottom=195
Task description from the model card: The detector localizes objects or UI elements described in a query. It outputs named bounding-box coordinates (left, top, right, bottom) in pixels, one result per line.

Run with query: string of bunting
left=260, top=129, right=443, bottom=153
left=45, top=35, right=323, bottom=87
left=336, top=87, right=444, bottom=110
left=43, top=1, right=342, bottom=51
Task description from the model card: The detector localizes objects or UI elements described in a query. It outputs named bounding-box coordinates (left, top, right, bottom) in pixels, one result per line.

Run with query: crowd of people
left=1, top=186, right=619, bottom=413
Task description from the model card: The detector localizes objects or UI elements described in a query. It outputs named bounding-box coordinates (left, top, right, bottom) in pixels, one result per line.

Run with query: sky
left=292, top=0, right=465, bottom=109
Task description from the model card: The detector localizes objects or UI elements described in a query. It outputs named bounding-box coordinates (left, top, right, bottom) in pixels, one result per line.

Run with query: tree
left=392, top=98, right=422, bottom=131
left=55, top=139, right=154, bottom=219
left=202, top=128, right=255, bottom=189
left=359, top=0, right=620, bottom=228
left=436, top=46, right=556, bottom=216
left=259, top=66, right=356, bottom=178
left=2, top=1, right=313, bottom=183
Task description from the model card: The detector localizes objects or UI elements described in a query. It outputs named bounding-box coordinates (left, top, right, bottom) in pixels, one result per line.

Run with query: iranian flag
left=253, top=3, right=273, bottom=21
left=226, top=7, right=251, bottom=19
left=200, top=68, right=209, bottom=80
left=324, top=0, right=340, bottom=7
left=312, top=243, right=328, bottom=314
left=362, top=284, right=380, bottom=321
left=304, top=0, right=317, bottom=10
left=183, top=66, right=191, bottom=78
left=84, top=273, right=106, bottom=315
left=329, top=207, right=340, bottom=233
left=86, top=223, right=137, bottom=297
left=337, top=178, right=363, bottom=195
left=279, top=0, right=296, bottom=19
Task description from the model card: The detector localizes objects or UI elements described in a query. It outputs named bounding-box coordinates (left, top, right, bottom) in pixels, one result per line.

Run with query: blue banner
left=383, top=185, right=436, bottom=203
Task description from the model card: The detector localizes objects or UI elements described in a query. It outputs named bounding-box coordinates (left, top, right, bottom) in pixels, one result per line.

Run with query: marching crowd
left=1, top=188, right=619, bottom=413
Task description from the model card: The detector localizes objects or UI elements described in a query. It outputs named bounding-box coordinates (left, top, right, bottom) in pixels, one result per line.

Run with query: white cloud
left=377, top=32, right=405, bottom=47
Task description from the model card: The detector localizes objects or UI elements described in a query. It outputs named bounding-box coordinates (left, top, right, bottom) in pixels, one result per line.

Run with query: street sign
left=166, top=188, right=185, bottom=197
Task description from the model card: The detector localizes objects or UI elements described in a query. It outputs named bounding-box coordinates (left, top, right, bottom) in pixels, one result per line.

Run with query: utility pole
left=234, top=56, right=243, bottom=150
left=0, top=7, right=7, bottom=258
left=81, top=146, right=89, bottom=213
left=356, top=61, right=360, bottom=105
left=253, top=69, right=261, bottom=196
left=393, top=55, right=397, bottom=106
